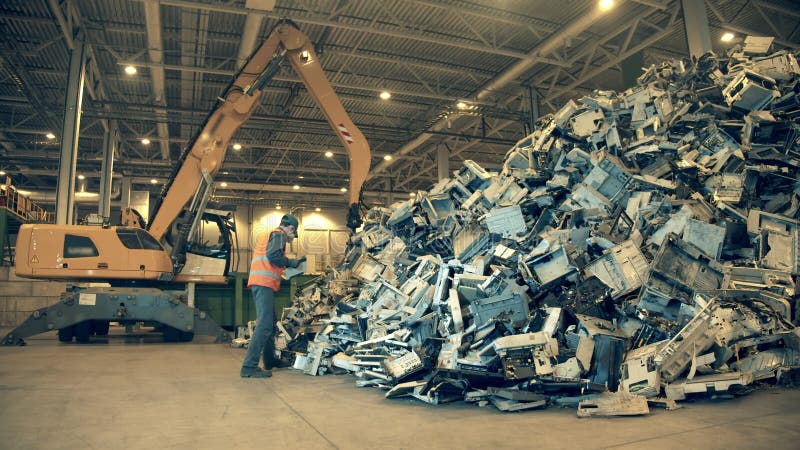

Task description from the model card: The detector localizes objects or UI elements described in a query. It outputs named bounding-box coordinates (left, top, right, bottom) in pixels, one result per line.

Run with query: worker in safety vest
left=240, top=214, right=305, bottom=378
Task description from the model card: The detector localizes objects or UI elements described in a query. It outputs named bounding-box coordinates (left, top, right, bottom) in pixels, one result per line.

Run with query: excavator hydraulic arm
left=147, top=20, right=370, bottom=241
left=5, top=20, right=371, bottom=345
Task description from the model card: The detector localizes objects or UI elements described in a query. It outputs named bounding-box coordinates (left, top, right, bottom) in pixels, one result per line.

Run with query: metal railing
left=0, top=178, right=52, bottom=223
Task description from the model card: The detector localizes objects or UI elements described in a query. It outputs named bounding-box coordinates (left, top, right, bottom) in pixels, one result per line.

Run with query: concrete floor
left=1, top=328, right=799, bottom=450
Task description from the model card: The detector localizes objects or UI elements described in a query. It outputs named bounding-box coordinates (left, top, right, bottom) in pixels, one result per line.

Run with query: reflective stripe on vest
left=249, top=270, right=281, bottom=280
left=247, top=228, right=285, bottom=290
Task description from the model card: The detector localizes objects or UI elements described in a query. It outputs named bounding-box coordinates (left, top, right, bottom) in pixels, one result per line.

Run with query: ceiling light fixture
left=598, top=0, right=614, bottom=11
left=45, top=132, right=56, bottom=140
left=379, top=91, right=391, bottom=100
left=721, top=32, right=735, bottom=42
left=293, top=185, right=300, bottom=190
left=220, top=182, right=228, bottom=187
left=141, top=138, right=151, bottom=145
left=324, top=151, right=334, bottom=158
left=410, top=192, right=416, bottom=197
left=150, top=179, right=158, bottom=184
left=232, top=143, right=242, bottom=150
left=340, top=187, right=347, bottom=192
left=298, top=176, right=305, bottom=179
left=384, top=155, right=393, bottom=161
left=124, top=65, right=137, bottom=75
left=77, top=174, right=85, bottom=180
left=315, top=207, right=321, bottom=212
left=0, top=170, right=6, bottom=176
left=276, top=205, right=282, bottom=210
left=456, top=101, right=468, bottom=109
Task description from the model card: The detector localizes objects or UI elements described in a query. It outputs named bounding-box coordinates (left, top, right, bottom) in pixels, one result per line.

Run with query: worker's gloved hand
left=289, top=256, right=306, bottom=268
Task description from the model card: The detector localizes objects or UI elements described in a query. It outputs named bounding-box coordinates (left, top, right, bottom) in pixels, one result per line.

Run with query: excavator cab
left=185, top=214, right=233, bottom=261
left=168, top=209, right=238, bottom=284
left=13, top=224, right=174, bottom=282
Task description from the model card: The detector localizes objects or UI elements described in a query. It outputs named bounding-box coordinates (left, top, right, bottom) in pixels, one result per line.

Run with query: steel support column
left=386, top=178, right=394, bottom=206
left=682, top=0, right=712, bottom=58
left=187, top=282, right=196, bottom=308
left=121, top=176, right=132, bottom=207
left=55, top=36, right=86, bottom=225
left=621, top=52, right=645, bottom=88
left=98, top=120, right=118, bottom=218
left=528, top=86, right=540, bottom=134
left=437, top=145, right=450, bottom=181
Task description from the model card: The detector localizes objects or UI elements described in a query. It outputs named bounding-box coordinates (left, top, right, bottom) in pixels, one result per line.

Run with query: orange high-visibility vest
left=247, top=228, right=286, bottom=291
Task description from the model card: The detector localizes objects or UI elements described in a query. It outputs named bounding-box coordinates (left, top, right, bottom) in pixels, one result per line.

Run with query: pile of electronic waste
left=276, top=38, right=800, bottom=416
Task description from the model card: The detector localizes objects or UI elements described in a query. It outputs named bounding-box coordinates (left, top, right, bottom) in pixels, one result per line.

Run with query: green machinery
left=195, top=273, right=318, bottom=330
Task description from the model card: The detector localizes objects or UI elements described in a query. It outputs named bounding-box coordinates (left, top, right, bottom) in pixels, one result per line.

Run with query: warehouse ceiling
left=0, top=0, right=798, bottom=213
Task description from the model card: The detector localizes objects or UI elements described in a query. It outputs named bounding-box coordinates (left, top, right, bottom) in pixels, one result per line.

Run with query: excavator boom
left=149, top=20, right=370, bottom=241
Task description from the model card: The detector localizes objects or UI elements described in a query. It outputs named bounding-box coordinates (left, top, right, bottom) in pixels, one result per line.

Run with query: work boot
left=240, top=366, right=272, bottom=378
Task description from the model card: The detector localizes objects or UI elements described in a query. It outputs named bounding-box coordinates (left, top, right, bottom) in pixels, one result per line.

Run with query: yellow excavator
left=2, top=20, right=371, bottom=345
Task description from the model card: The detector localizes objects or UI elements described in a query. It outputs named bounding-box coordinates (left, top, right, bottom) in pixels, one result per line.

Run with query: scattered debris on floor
left=231, top=321, right=256, bottom=348
left=277, top=39, right=800, bottom=415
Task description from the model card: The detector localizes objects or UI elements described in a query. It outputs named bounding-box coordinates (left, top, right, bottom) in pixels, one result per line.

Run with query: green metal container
left=193, top=273, right=320, bottom=329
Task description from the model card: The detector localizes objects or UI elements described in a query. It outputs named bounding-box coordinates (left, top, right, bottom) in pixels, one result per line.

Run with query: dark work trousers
left=241, top=285, right=276, bottom=370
